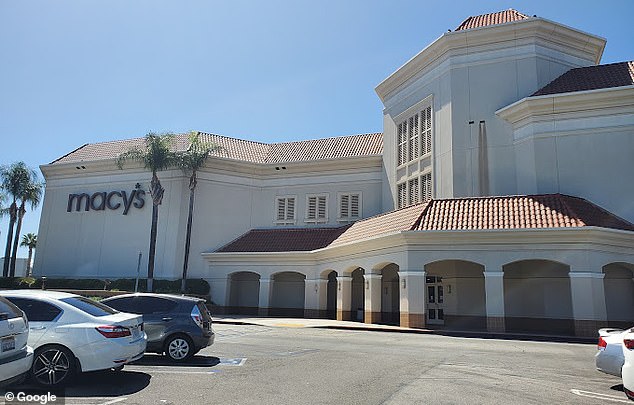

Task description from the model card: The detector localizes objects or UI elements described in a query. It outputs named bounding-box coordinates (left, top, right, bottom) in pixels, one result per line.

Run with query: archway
left=503, top=260, right=573, bottom=335
left=351, top=268, right=365, bottom=322
left=603, top=262, right=634, bottom=328
left=326, top=271, right=338, bottom=319
left=424, top=260, right=485, bottom=330
left=228, top=271, right=260, bottom=315
left=270, top=272, right=306, bottom=317
left=379, top=264, right=400, bottom=325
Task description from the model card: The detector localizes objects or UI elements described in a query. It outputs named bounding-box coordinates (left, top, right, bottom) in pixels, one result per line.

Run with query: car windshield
left=60, top=296, right=119, bottom=317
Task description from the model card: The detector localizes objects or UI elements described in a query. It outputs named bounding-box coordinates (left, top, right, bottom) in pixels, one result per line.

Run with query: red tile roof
left=413, top=194, right=634, bottom=231
left=216, top=226, right=351, bottom=253
left=532, top=61, right=634, bottom=96
left=51, top=132, right=383, bottom=165
left=455, top=9, right=530, bottom=31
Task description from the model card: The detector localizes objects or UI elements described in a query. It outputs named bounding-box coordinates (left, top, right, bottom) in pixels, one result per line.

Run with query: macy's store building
left=34, top=10, right=634, bottom=336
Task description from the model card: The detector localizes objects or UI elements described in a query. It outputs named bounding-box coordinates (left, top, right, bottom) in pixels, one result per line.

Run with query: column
left=397, top=271, right=426, bottom=329
left=569, top=271, right=607, bottom=337
left=336, top=276, right=352, bottom=321
left=258, top=278, right=272, bottom=317
left=363, top=274, right=382, bottom=324
left=483, top=271, right=505, bottom=333
left=304, top=279, right=327, bottom=318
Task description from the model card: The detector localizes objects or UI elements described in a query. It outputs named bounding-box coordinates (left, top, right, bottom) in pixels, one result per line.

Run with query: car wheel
left=165, top=335, right=193, bottom=362
left=31, top=345, right=76, bottom=387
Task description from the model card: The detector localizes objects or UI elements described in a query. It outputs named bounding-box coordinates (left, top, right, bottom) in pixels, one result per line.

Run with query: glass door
left=426, top=276, right=444, bottom=325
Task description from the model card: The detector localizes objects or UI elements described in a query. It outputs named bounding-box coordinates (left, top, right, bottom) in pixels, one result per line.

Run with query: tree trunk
left=26, top=247, right=33, bottom=277
left=147, top=172, right=164, bottom=293
left=3, top=201, right=17, bottom=278
left=181, top=171, right=197, bottom=293
left=9, top=203, right=26, bottom=277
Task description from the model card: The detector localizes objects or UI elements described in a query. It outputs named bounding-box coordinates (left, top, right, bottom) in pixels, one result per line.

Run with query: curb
left=212, top=319, right=596, bottom=344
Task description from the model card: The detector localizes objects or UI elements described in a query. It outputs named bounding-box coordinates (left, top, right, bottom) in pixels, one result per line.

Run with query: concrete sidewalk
left=212, top=315, right=596, bottom=344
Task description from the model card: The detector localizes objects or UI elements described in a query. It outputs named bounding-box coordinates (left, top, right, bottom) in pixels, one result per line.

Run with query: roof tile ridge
left=410, top=200, right=433, bottom=230
left=559, top=194, right=634, bottom=230
left=49, top=143, right=90, bottom=164
left=268, top=132, right=383, bottom=147
left=195, top=130, right=270, bottom=147
left=555, top=193, right=586, bottom=227
left=351, top=202, right=426, bottom=226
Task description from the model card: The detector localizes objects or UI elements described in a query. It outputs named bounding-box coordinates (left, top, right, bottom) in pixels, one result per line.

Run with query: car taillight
left=96, top=325, right=131, bottom=338
left=624, top=339, right=634, bottom=350
left=598, top=336, right=607, bottom=350
left=191, top=306, right=204, bottom=329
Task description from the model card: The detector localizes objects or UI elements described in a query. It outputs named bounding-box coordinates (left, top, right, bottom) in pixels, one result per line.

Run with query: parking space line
left=570, top=389, right=630, bottom=403
left=100, top=398, right=128, bottom=405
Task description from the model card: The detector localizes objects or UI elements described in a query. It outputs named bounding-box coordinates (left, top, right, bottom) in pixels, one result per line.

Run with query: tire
left=31, top=345, right=76, bottom=387
left=164, top=335, right=194, bottom=362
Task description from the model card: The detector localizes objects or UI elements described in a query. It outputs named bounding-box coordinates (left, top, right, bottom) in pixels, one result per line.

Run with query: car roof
left=0, top=290, right=80, bottom=300
left=102, top=293, right=203, bottom=302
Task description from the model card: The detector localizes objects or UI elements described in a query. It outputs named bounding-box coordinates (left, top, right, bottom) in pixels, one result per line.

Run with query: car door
left=6, top=298, right=62, bottom=347
left=134, top=297, right=178, bottom=345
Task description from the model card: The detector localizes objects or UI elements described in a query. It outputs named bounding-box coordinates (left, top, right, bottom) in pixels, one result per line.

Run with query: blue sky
left=1, top=0, right=632, bottom=256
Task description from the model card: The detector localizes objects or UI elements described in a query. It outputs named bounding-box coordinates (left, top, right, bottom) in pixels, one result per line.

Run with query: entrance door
left=426, top=276, right=444, bottom=325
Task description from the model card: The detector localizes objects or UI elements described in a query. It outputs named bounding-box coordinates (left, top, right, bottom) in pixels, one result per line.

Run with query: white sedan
left=596, top=328, right=626, bottom=377
left=1, top=290, right=146, bottom=387
left=0, top=296, right=33, bottom=386
left=623, top=328, right=634, bottom=401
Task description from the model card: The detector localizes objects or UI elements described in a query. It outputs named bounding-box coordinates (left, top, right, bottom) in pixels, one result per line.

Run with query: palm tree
left=178, top=132, right=224, bottom=292
left=1, top=162, right=36, bottom=278
left=20, top=233, right=37, bottom=277
left=117, top=132, right=179, bottom=292
left=10, top=180, right=42, bottom=277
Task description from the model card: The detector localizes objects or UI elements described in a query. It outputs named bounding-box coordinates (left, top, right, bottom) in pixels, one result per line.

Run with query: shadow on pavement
left=2, top=369, right=151, bottom=397
left=611, top=383, right=625, bottom=392
left=132, top=353, right=220, bottom=367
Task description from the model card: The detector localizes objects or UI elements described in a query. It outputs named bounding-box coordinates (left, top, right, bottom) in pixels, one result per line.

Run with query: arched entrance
left=270, top=272, right=306, bottom=317
left=380, top=264, right=400, bottom=326
left=326, top=271, right=338, bottom=319
left=351, top=268, right=365, bottom=322
left=228, top=271, right=260, bottom=315
left=603, top=262, right=634, bottom=328
left=503, top=260, right=573, bottom=335
left=424, top=260, right=485, bottom=330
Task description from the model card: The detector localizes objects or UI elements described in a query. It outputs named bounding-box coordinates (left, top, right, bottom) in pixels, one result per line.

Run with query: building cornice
left=495, top=85, right=634, bottom=126
left=375, top=18, right=605, bottom=103
left=40, top=154, right=383, bottom=181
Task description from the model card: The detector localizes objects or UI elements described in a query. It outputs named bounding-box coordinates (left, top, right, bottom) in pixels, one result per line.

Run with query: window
left=0, top=297, right=23, bottom=320
left=306, top=194, right=327, bottom=222
left=397, top=105, right=432, bottom=166
left=397, top=183, right=407, bottom=209
left=7, top=298, right=62, bottom=322
left=135, top=297, right=178, bottom=315
left=61, top=296, right=119, bottom=317
left=339, top=193, right=361, bottom=221
left=276, top=196, right=296, bottom=225
left=422, top=172, right=432, bottom=202
left=408, top=178, right=419, bottom=206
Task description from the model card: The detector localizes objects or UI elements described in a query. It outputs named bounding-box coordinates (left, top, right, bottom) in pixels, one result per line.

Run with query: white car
left=1, top=290, right=146, bottom=387
left=596, top=328, right=626, bottom=376
left=0, top=296, right=33, bottom=386
left=623, top=328, right=634, bottom=401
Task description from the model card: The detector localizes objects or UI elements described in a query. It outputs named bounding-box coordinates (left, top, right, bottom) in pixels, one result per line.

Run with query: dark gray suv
left=102, top=293, right=214, bottom=362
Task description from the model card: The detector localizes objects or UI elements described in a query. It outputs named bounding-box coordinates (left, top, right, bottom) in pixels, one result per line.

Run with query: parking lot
left=2, top=323, right=627, bottom=404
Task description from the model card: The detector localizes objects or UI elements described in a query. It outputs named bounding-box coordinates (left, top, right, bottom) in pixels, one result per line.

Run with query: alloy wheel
left=167, top=337, right=191, bottom=360
left=32, top=348, right=72, bottom=386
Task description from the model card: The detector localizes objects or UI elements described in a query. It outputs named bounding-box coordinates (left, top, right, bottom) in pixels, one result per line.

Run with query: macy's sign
left=67, top=184, right=146, bottom=215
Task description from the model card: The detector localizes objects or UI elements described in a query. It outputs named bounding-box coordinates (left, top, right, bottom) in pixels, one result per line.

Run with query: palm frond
left=179, top=131, right=226, bottom=172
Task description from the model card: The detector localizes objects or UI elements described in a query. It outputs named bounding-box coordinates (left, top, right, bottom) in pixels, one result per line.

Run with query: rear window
left=7, top=298, right=62, bottom=322
left=60, top=297, right=119, bottom=317
left=0, top=297, right=23, bottom=320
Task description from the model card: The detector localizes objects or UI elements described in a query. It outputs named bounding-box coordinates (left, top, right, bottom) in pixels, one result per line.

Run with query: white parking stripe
left=99, top=398, right=128, bottom=405
left=570, top=389, right=630, bottom=403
